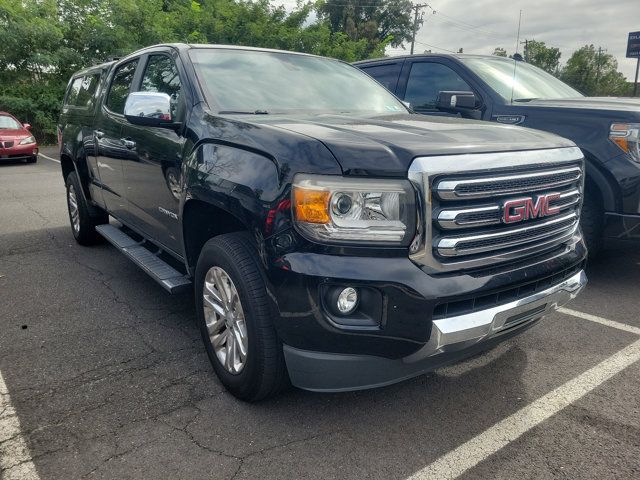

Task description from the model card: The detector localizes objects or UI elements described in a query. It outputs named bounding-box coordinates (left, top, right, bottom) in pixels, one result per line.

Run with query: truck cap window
left=460, top=56, right=582, bottom=101
left=106, top=60, right=139, bottom=114
left=189, top=49, right=407, bottom=115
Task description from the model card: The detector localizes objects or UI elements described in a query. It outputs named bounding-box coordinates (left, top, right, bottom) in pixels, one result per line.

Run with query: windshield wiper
left=513, top=98, right=539, bottom=102
left=218, top=110, right=269, bottom=115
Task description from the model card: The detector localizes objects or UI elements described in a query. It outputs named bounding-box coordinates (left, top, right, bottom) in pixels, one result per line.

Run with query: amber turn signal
left=293, top=188, right=330, bottom=224
left=610, top=123, right=630, bottom=152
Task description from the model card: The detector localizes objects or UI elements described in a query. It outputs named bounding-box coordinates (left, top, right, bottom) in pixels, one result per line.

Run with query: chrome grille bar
left=435, top=166, right=582, bottom=200
left=437, top=188, right=581, bottom=230
left=437, top=213, right=579, bottom=257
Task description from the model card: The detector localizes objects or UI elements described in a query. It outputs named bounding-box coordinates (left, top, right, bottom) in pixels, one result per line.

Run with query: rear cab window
left=64, top=73, right=103, bottom=111
left=360, top=62, right=403, bottom=93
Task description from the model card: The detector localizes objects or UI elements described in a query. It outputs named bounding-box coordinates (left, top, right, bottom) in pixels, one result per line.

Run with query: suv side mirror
left=124, top=92, right=176, bottom=128
left=23, top=123, right=32, bottom=130
left=436, top=91, right=477, bottom=113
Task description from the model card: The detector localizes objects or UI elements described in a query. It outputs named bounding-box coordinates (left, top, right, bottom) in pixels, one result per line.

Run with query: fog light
left=336, top=287, right=358, bottom=314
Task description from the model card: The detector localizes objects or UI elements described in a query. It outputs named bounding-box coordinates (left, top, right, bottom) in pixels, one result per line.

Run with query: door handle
left=121, top=138, right=136, bottom=149
left=94, top=130, right=105, bottom=139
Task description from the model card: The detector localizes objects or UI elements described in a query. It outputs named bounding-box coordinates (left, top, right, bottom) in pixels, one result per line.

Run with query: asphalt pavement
left=1, top=147, right=638, bottom=479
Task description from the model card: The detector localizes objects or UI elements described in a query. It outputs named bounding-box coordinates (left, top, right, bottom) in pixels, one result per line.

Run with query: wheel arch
left=582, top=150, right=619, bottom=213
left=182, top=199, right=249, bottom=275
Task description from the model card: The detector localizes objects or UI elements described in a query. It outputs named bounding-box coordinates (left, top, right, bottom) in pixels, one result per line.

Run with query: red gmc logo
left=503, top=193, right=561, bottom=224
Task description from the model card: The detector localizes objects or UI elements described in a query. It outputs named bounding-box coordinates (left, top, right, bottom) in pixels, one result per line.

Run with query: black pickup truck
left=356, top=54, right=640, bottom=254
left=59, top=44, right=586, bottom=401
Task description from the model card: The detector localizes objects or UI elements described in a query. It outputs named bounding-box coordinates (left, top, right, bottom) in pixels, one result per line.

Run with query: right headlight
left=292, top=174, right=416, bottom=245
left=609, top=123, right=640, bottom=162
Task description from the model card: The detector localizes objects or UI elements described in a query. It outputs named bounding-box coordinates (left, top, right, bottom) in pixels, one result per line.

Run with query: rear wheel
left=195, top=232, right=287, bottom=401
left=65, top=172, right=108, bottom=245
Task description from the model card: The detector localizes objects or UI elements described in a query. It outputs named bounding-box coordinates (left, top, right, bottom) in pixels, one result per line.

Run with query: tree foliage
left=524, top=40, right=560, bottom=75
left=0, top=0, right=399, bottom=142
left=560, top=44, right=630, bottom=96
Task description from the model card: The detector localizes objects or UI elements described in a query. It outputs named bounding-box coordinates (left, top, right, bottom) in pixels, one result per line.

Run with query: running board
left=95, top=224, right=192, bottom=294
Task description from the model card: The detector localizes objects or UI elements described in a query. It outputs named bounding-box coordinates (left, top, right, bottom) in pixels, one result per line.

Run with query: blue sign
left=627, top=31, right=640, bottom=58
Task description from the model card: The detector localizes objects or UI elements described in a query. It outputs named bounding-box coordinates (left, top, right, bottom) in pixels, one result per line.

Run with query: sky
left=274, top=0, right=640, bottom=80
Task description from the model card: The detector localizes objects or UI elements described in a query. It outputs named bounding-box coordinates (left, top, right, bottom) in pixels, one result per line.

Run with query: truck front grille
left=408, top=147, right=585, bottom=272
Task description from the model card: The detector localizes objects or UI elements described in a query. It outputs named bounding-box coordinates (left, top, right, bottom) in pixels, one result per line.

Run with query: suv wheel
left=580, top=192, right=604, bottom=258
left=195, top=232, right=287, bottom=401
left=65, top=172, right=108, bottom=245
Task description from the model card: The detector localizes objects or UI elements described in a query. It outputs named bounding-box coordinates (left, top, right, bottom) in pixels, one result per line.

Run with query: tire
left=26, top=155, right=37, bottom=164
left=580, top=192, right=604, bottom=258
left=65, top=171, right=108, bottom=245
left=195, top=232, right=287, bottom=401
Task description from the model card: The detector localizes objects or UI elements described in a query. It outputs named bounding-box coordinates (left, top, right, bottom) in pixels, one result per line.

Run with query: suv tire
left=195, top=232, right=287, bottom=401
left=65, top=171, right=108, bottom=245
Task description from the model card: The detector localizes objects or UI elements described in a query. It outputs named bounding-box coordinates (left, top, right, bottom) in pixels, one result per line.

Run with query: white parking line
left=407, top=336, right=640, bottom=480
left=39, top=153, right=60, bottom=164
left=0, top=371, right=39, bottom=479
left=559, top=307, right=640, bottom=335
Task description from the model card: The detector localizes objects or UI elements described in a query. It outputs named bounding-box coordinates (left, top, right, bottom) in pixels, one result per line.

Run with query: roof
left=353, top=53, right=512, bottom=65
left=123, top=43, right=321, bottom=60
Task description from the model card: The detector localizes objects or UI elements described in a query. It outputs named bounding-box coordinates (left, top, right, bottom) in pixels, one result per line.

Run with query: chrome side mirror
left=124, top=92, right=174, bottom=127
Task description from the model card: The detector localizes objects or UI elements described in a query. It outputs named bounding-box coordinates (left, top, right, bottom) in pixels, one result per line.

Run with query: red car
left=0, top=112, right=38, bottom=163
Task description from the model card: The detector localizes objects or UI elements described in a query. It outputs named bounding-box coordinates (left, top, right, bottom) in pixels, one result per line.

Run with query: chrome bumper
left=284, top=269, right=587, bottom=392
left=408, top=269, right=587, bottom=361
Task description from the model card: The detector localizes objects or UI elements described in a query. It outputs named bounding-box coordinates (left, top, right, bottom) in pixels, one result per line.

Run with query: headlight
left=19, top=136, right=36, bottom=145
left=609, top=123, right=640, bottom=162
left=292, top=174, right=416, bottom=245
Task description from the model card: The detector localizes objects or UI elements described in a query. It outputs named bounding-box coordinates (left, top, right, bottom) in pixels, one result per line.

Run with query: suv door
left=94, top=59, right=139, bottom=222
left=120, top=52, right=186, bottom=254
left=399, top=60, right=480, bottom=117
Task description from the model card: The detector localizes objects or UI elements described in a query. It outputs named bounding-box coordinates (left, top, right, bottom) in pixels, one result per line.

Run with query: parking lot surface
left=1, top=148, right=639, bottom=479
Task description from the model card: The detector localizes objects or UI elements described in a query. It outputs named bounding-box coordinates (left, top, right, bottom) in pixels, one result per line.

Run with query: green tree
left=492, top=47, right=507, bottom=57
left=316, top=0, right=416, bottom=56
left=560, top=44, right=629, bottom=96
left=524, top=40, right=561, bottom=74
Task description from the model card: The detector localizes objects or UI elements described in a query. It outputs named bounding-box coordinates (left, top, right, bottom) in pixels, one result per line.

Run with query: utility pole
left=410, top=4, right=429, bottom=55
left=520, top=39, right=529, bottom=62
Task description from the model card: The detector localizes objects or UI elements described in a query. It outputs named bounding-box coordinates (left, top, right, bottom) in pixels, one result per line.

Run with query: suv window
left=106, top=60, right=139, bottom=114
left=404, top=62, right=472, bottom=111
left=360, top=63, right=402, bottom=92
left=140, top=55, right=183, bottom=119
left=65, top=77, right=84, bottom=106
left=76, top=74, right=101, bottom=109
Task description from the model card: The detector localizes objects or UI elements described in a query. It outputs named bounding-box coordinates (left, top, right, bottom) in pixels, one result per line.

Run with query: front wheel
left=65, top=172, right=108, bottom=245
left=580, top=192, right=604, bottom=259
left=26, top=155, right=37, bottom=164
left=195, top=232, right=287, bottom=401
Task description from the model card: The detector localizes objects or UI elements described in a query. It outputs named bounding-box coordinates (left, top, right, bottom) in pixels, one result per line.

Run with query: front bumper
left=284, top=270, right=586, bottom=392
left=0, top=144, right=38, bottom=161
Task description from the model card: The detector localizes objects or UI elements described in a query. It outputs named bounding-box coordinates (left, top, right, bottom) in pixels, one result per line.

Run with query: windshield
left=460, top=57, right=583, bottom=101
left=189, top=48, right=407, bottom=115
left=0, top=115, right=21, bottom=129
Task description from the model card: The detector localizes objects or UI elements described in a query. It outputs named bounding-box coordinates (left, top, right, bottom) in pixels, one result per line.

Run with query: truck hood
left=246, top=113, right=574, bottom=176
left=518, top=97, right=640, bottom=113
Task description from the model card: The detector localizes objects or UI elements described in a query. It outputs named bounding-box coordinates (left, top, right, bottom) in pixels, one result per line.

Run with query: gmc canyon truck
left=59, top=44, right=587, bottom=401
left=355, top=54, right=640, bottom=255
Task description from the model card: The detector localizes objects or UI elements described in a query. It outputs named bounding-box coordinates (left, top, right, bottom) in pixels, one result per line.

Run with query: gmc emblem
left=503, top=193, right=561, bottom=224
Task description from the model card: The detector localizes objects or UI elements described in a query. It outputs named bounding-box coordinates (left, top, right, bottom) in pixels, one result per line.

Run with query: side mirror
left=124, top=92, right=176, bottom=127
left=23, top=123, right=32, bottom=130
left=436, top=91, right=477, bottom=112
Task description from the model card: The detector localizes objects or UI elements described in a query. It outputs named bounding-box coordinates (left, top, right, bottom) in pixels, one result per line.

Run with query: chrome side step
left=95, top=224, right=191, bottom=294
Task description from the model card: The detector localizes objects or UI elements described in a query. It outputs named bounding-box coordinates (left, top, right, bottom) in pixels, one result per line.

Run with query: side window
left=106, top=60, right=139, bottom=114
left=76, top=74, right=100, bottom=109
left=140, top=55, right=183, bottom=119
left=65, top=77, right=83, bottom=106
left=360, top=63, right=402, bottom=92
left=404, top=62, right=473, bottom=111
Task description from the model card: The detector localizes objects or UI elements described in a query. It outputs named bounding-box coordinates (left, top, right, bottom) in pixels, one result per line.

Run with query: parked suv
left=355, top=54, right=640, bottom=254
left=59, top=44, right=586, bottom=401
